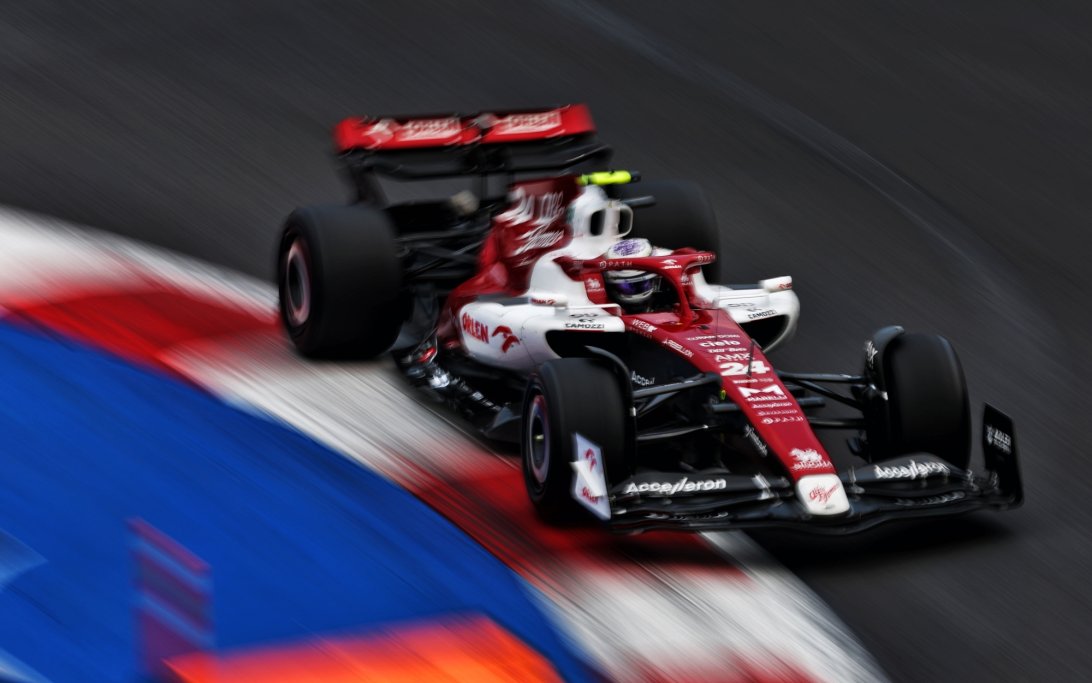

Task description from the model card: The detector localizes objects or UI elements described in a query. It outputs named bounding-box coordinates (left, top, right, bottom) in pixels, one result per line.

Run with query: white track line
left=0, top=206, right=886, bottom=682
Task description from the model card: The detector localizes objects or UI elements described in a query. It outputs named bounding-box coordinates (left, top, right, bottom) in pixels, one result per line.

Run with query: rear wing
left=334, top=104, right=612, bottom=191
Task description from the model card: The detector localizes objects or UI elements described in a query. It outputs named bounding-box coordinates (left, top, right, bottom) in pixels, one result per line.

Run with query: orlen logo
left=790, top=448, right=826, bottom=471
left=583, top=447, right=598, bottom=471
left=400, top=117, right=461, bottom=140
left=495, top=111, right=562, bottom=134
left=492, top=325, right=520, bottom=353
left=579, top=447, right=600, bottom=503
left=461, top=312, right=489, bottom=343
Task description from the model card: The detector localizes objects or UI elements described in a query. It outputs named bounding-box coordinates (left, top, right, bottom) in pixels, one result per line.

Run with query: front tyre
left=522, top=358, right=629, bottom=523
left=277, top=205, right=404, bottom=358
left=869, top=332, right=972, bottom=468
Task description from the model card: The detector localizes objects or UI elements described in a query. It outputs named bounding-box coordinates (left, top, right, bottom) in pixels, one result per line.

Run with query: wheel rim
left=526, top=393, right=550, bottom=488
left=283, top=238, right=311, bottom=327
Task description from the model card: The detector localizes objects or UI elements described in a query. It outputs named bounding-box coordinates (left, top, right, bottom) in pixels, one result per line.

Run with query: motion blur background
left=1, top=1, right=1090, bottom=680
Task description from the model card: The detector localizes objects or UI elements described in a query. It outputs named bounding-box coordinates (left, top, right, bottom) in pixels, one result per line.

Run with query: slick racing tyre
left=522, top=358, right=629, bottom=523
left=872, top=333, right=972, bottom=468
left=278, top=205, right=405, bottom=358
left=613, top=179, right=724, bottom=282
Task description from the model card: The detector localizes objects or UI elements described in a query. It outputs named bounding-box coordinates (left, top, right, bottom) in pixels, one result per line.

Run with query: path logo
left=492, top=325, right=520, bottom=353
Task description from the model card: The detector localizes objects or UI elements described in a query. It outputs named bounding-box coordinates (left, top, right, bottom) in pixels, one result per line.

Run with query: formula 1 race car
left=276, top=104, right=1023, bottom=533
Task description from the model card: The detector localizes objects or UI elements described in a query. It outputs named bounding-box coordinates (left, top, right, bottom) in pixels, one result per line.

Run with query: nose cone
left=796, top=474, right=850, bottom=516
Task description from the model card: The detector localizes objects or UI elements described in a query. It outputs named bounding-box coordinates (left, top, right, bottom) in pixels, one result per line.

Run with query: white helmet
left=604, top=238, right=658, bottom=305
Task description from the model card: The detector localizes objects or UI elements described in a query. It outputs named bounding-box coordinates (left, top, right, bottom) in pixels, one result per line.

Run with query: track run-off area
left=0, top=208, right=883, bottom=681
left=3, top=3, right=1091, bottom=680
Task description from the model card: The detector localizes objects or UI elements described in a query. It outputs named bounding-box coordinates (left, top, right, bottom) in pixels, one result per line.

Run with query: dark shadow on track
left=748, top=516, right=1013, bottom=571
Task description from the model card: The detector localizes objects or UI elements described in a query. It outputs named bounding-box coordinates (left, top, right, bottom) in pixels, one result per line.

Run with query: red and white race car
left=276, top=104, right=1022, bottom=533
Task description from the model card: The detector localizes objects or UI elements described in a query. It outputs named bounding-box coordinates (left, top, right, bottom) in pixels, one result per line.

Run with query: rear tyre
left=277, top=205, right=404, bottom=358
left=874, top=333, right=971, bottom=468
left=522, top=358, right=629, bottom=523
left=613, top=179, right=724, bottom=281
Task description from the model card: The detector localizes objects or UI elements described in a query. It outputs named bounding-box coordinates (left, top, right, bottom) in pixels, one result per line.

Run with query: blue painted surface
left=0, top=322, right=590, bottom=682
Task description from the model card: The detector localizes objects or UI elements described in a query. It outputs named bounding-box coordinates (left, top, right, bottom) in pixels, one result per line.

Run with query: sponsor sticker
left=565, top=321, right=606, bottom=330
left=790, top=447, right=827, bottom=471
left=623, top=477, right=727, bottom=496
left=663, top=339, right=694, bottom=357
left=761, top=415, right=806, bottom=424
left=571, top=433, right=610, bottom=520
left=753, top=401, right=795, bottom=413
left=894, top=491, right=966, bottom=507
left=809, top=482, right=840, bottom=504
left=865, top=340, right=879, bottom=370
left=400, top=117, right=462, bottom=141
left=739, top=384, right=785, bottom=399
left=985, top=426, right=1013, bottom=454
left=630, top=372, right=655, bottom=387
left=461, top=312, right=489, bottom=343
left=645, top=511, right=731, bottom=522
left=714, top=353, right=752, bottom=362
left=745, top=426, right=768, bottom=457
left=795, top=473, right=850, bottom=516
left=700, top=339, right=743, bottom=348
left=491, top=325, right=520, bottom=353
left=494, top=110, right=562, bottom=134
left=872, top=459, right=949, bottom=480
left=746, top=309, right=777, bottom=320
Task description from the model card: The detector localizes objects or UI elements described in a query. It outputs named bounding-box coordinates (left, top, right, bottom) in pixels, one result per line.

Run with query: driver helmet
left=603, top=238, right=659, bottom=305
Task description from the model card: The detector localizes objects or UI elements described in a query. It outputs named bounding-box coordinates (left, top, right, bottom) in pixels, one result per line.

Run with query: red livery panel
left=334, top=104, right=596, bottom=153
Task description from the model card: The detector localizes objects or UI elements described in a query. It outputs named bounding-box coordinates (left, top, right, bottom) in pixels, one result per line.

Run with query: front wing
left=605, top=406, right=1022, bottom=535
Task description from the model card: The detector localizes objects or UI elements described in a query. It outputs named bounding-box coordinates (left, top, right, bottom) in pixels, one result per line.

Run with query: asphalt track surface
left=1, top=2, right=1090, bottom=680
